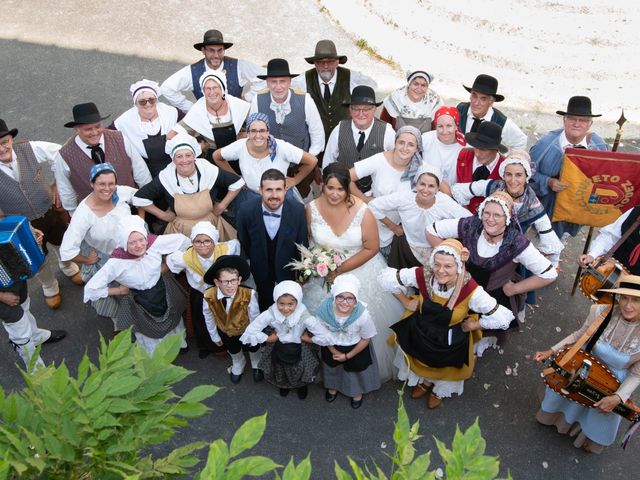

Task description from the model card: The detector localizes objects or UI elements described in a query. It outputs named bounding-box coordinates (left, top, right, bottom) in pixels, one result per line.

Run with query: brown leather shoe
left=45, top=294, right=62, bottom=309
left=69, top=272, right=84, bottom=286
left=411, top=384, right=430, bottom=399
left=427, top=392, right=443, bottom=409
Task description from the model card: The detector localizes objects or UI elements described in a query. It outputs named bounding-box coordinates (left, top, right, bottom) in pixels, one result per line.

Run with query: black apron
left=130, top=276, right=168, bottom=318
left=211, top=125, right=241, bottom=175
left=321, top=344, right=372, bottom=372
left=391, top=296, right=469, bottom=369
left=142, top=133, right=172, bottom=178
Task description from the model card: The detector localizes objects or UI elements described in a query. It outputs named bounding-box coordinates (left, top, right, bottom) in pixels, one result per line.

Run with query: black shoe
left=198, top=349, right=211, bottom=359
left=350, top=397, right=363, bottom=409
left=280, top=388, right=290, bottom=397
left=297, top=385, right=308, bottom=400
left=325, top=390, right=337, bottom=403
left=229, top=372, right=242, bottom=384
left=179, top=345, right=189, bottom=355
left=253, top=368, right=264, bottom=383
left=43, top=330, right=66, bottom=344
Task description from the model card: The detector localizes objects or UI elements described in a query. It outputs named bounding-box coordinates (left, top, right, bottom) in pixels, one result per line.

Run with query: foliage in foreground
left=0, top=330, right=511, bottom=479
left=0, top=330, right=217, bottom=479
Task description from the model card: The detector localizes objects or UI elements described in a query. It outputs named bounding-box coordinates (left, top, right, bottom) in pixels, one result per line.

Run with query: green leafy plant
left=0, top=330, right=217, bottom=479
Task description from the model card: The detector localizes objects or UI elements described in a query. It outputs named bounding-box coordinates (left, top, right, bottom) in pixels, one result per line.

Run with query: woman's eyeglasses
left=193, top=239, right=213, bottom=246
left=335, top=294, right=356, bottom=304
left=137, top=98, right=157, bottom=106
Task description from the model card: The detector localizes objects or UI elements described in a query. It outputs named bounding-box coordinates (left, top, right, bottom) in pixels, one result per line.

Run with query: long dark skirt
left=258, top=342, right=320, bottom=389
left=387, top=234, right=422, bottom=269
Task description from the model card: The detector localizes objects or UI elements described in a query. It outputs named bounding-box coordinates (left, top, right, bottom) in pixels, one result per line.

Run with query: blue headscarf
left=89, top=162, right=118, bottom=205
left=245, top=112, right=277, bottom=161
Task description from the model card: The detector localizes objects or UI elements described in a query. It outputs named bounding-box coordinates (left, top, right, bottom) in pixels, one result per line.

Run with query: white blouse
left=426, top=218, right=557, bottom=280
left=59, top=186, right=138, bottom=261
left=369, top=191, right=471, bottom=249
left=421, top=131, right=463, bottom=186
left=239, top=304, right=326, bottom=346
left=377, top=266, right=514, bottom=330
left=312, top=308, right=377, bottom=347
left=83, top=233, right=191, bottom=302
left=202, top=288, right=260, bottom=343
left=166, top=239, right=240, bottom=293
left=220, top=138, right=303, bottom=192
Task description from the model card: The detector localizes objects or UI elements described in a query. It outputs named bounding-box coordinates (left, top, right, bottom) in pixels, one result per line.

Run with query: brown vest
left=203, top=285, right=252, bottom=336
left=0, top=142, right=52, bottom=219
left=58, top=129, right=135, bottom=202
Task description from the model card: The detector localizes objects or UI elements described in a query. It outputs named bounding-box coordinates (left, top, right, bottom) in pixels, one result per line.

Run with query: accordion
left=0, top=216, right=45, bottom=288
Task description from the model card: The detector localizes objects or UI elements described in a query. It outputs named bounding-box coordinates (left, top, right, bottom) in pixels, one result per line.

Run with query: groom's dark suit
left=236, top=197, right=308, bottom=311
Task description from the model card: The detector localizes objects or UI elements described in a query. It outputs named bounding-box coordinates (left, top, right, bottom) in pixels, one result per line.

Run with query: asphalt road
left=1, top=39, right=639, bottom=479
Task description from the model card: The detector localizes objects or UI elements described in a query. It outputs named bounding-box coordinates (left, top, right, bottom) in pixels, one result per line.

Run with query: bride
left=303, top=163, right=404, bottom=381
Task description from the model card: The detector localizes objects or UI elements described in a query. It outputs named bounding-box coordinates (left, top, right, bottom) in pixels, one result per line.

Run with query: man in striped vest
left=54, top=103, right=151, bottom=214
left=250, top=58, right=325, bottom=198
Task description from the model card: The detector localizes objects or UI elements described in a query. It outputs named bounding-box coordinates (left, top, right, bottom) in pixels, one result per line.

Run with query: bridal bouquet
left=288, top=244, right=344, bottom=284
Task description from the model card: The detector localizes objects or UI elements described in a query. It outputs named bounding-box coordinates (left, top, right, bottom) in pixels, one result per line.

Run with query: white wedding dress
left=303, top=200, right=404, bottom=382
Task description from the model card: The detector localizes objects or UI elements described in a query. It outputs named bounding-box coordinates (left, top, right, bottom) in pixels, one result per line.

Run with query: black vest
left=614, top=207, right=640, bottom=275
left=305, top=67, right=351, bottom=139
left=457, top=103, right=507, bottom=132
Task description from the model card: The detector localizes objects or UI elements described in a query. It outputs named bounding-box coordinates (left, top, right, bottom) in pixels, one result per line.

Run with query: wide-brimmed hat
left=64, top=103, right=109, bottom=128
left=257, top=58, right=298, bottom=80
left=465, top=121, right=508, bottom=154
left=305, top=39, right=347, bottom=64
left=0, top=119, right=18, bottom=139
left=599, top=274, right=640, bottom=298
left=556, top=96, right=601, bottom=117
left=203, top=255, right=250, bottom=285
left=342, top=85, right=381, bottom=107
left=463, top=74, right=504, bottom=102
left=193, top=29, right=233, bottom=50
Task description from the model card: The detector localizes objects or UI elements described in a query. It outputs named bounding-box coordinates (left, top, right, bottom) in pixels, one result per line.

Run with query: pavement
left=1, top=2, right=640, bottom=478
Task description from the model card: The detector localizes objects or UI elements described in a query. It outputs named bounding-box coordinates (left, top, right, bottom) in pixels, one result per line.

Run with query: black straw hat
left=257, top=58, right=298, bottom=79
left=0, top=119, right=18, bottom=139
left=305, top=40, right=347, bottom=64
left=193, top=29, right=233, bottom=50
left=64, top=103, right=109, bottom=128
left=465, top=121, right=508, bottom=154
left=203, top=255, right=250, bottom=286
left=342, top=85, right=381, bottom=107
left=463, top=74, right=504, bottom=102
left=556, top=96, right=601, bottom=117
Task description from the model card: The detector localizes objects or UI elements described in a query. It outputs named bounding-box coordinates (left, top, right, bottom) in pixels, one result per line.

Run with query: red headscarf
left=431, top=106, right=467, bottom=146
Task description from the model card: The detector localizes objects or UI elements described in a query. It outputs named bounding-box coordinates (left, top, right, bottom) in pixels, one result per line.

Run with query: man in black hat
left=292, top=40, right=378, bottom=142
left=457, top=74, right=527, bottom=151
left=161, top=29, right=266, bottom=113
left=54, top=103, right=152, bottom=214
left=323, top=85, right=395, bottom=193
left=453, top=121, right=508, bottom=214
left=250, top=58, right=325, bottom=198
left=0, top=118, right=82, bottom=308
left=530, top=96, right=608, bottom=238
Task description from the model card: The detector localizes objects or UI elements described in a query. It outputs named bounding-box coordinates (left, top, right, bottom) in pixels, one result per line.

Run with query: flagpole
left=571, top=110, right=627, bottom=296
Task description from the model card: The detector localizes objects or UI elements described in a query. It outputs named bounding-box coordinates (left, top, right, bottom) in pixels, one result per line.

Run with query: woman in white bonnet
left=113, top=79, right=179, bottom=177
left=312, top=274, right=381, bottom=409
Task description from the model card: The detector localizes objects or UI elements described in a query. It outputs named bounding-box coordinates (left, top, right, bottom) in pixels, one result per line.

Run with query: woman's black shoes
left=280, top=388, right=290, bottom=397
left=350, top=397, right=363, bottom=409
left=325, top=389, right=337, bottom=402
left=297, top=385, right=308, bottom=400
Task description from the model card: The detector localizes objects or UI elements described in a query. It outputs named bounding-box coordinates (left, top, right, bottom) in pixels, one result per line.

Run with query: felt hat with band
left=257, top=58, right=298, bottom=79
left=342, top=85, right=382, bottom=107
left=463, top=74, right=504, bottom=102
left=465, top=121, right=508, bottom=154
left=193, top=29, right=233, bottom=50
left=203, top=255, right=250, bottom=286
left=599, top=274, right=640, bottom=298
left=64, top=103, right=110, bottom=128
left=556, top=96, right=601, bottom=117
left=305, top=39, right=347, bottom=64
left=0, top=119, right=18, bottom=139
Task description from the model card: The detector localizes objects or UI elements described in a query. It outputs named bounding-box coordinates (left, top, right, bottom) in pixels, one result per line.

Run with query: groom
left=236, top=169, right=308, bottom=311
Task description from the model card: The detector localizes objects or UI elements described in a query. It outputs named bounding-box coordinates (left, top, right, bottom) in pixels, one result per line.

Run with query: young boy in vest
left=167, top=221, right=240, bottom=359
left=202, top=255, right=262, bottom=383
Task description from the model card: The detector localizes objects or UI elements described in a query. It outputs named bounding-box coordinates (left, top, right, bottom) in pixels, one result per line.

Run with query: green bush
left=0, top=331, right=511, bottom=479
left=0, top=330, right=217, bottom=479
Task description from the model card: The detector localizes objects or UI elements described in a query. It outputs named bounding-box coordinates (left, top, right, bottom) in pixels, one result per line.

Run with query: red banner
left=553, top=148, right=640, bottom=228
